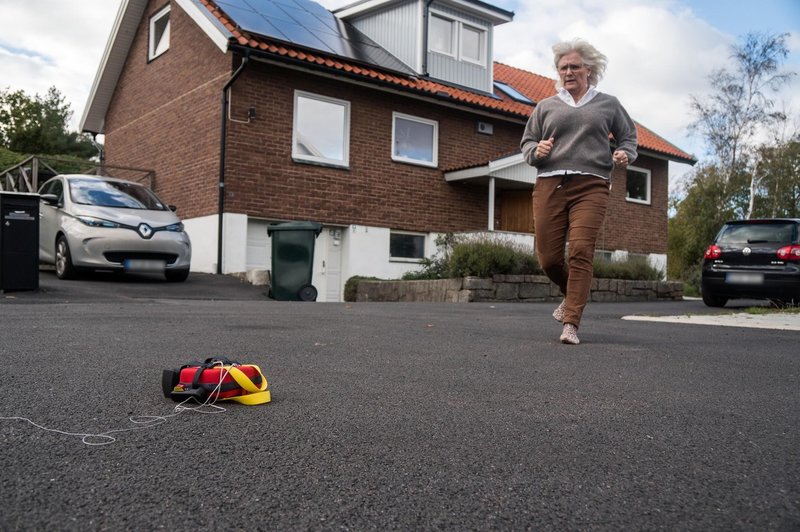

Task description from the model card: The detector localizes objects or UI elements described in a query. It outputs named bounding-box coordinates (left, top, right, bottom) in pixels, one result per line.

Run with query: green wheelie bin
left=267, top=221, right=323, bottom=301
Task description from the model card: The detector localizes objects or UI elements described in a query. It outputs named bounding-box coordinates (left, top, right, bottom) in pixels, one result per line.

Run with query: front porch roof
left=445, top=152, right=535, bottom=190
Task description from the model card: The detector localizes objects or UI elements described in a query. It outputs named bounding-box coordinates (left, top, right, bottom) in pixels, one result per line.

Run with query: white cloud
left=0, top=0, right=121, bottom=130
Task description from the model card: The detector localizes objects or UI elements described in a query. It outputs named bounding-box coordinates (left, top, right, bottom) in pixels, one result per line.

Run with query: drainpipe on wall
left=422, top=0, right=435, bottom=76
left=217, top=52, right=250, bottom=275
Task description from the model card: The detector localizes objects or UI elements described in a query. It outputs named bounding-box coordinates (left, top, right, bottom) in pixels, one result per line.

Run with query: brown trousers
left=532, top=175, right=610, bottom=328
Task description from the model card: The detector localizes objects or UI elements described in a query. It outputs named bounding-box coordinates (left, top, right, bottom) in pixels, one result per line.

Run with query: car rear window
left=717, top=222, right=797, bottom=245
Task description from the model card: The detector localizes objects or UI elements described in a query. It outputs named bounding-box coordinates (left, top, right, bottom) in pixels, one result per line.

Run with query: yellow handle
left=222, top=365, right=271, bottom=405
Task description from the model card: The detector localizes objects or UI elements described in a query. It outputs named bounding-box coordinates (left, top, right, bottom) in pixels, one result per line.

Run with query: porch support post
left=488, top=177, right=495, bottom=231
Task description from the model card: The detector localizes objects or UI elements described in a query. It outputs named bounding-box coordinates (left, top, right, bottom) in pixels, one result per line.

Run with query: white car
left=38, top=174, right=191, bottom=282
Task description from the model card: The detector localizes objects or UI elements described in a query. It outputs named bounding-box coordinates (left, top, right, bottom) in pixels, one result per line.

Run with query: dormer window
left=428, top=12, right=486, bottom=66
left=430, top=15, right=454, bottom=56
left=460, top=24, right=484, bottom=64
left=148, top=5, right=171, bottom=60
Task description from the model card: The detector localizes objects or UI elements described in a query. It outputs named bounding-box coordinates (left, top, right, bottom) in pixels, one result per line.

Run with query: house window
left=148, top=5, right=171, bottom=60
left=392, top=113, right=438, bottom=167
left=428, top=12, right=486, bottom=66
left=292, top=91, right=350, bottom=167
left=390, top=232, right=425, bottom=261
left=429, top=15, right=455, bottom=56
left=625, top=166, right=651, bottom=205
left=460, top=24, right=484, bottom=64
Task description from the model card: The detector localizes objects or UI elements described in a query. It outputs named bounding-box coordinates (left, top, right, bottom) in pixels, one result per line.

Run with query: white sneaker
left=560, top=323, right=580, bottom=345
left=552, top=300, right=566, bottom=323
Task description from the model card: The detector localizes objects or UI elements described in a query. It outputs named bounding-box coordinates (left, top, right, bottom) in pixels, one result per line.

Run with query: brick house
left=81, top=0, right=695, bottom=301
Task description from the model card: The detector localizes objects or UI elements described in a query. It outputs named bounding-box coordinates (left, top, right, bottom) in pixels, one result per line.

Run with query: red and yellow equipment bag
left=162, top=357, right=271, bottom=405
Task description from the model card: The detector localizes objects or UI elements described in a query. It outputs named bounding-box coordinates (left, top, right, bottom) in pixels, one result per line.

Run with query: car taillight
left=777, top=245, right=800, bottom=261
left=704, top=244, right=722, bottom=259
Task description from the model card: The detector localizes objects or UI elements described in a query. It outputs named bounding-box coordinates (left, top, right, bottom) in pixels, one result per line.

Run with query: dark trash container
left=267, top=221, right=322, bottom=301
left=0, top=192, right=40, bottom=292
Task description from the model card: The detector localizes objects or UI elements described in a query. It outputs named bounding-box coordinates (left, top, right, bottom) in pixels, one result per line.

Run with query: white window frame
left=391, top=112, right=438, bottom=168
left=148, top=5, right=171, bottom=61
left=459, top=22, right=485, bottom=65
left=292, top=90, right=350, bottom=168
left=389, top=231, right=426, bottom=262
left=625, top=165, right=651, bottom=205
left=429, top=14, right=456, bottom=57
left=428, top=11, right=487, bottom=66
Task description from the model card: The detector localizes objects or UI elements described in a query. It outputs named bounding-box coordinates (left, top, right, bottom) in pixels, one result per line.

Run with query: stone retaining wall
left=356, top=275, right=683, bottom=303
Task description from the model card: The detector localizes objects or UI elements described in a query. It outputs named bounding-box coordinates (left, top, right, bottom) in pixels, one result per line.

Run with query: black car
left=701, top=218, right=800, bottom=307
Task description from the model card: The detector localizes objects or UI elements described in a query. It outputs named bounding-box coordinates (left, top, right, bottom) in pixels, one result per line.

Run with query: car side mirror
left=168, top=205, right=177, bottom=212
left=40, top=193, right=59, bottom=205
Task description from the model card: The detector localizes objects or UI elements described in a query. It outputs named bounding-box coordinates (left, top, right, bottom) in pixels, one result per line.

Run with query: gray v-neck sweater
left=520, top=92, right=638, bottom=179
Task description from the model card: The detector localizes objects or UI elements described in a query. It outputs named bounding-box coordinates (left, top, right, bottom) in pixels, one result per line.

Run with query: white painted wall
left=182, top=214, right=217, bottom=273
left=183, top=213, right=248, bottom=274
left=185, top=213, right=666, bottom=298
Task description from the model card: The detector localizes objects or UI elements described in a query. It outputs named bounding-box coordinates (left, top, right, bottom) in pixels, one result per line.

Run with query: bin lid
left=267, top=221, right=323, bottom=236
left=0, top=191, right=40, bottom=197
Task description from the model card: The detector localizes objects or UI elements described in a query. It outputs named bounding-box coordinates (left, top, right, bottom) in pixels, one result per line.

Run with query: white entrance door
left=323, top=227, right=343, bottom=302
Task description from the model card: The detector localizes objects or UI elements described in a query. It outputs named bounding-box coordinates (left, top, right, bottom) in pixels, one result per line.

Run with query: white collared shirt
left=556, top=85, right=599, bottom=108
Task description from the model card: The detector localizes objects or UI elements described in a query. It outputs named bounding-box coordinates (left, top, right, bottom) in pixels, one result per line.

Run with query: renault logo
left=742, top=247, right=751, bottom=256
left=138, top=223, right=154, bottom=239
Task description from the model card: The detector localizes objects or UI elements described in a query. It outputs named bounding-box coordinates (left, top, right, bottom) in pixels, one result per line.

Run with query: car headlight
left=77, top=215, right=120, bottom=228
left=164, top=222, right=185, bottom=232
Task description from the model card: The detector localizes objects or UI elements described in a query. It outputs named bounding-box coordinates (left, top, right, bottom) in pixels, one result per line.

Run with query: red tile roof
left=200, top=0, right=695, bottom=164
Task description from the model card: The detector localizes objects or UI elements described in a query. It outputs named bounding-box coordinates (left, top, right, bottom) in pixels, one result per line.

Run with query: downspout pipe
left=422, top=0, right=434, bottom=76
left=217, top=52, right=249, bottom=275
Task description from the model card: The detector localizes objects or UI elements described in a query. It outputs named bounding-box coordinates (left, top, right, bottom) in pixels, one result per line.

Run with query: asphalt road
left=1, top=271, right=798, bottom=531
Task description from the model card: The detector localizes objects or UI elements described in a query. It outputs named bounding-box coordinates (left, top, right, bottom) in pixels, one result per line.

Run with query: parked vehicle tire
left=55, top=235, right=77, bottom=280
left=702, top=290, right=728, bottom=308
left=165, top=268, right=190, bottom=282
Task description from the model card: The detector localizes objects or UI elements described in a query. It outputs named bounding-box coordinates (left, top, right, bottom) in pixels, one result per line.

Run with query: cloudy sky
left=1, top=0, right=798, bottom=185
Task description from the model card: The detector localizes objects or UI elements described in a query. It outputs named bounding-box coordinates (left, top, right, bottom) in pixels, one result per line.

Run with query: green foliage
left=753, top=139, right=800, bottom=218
left=0, top=146, right=27, bottom=171
left=402, top=233, right=457, bottom=280
left=344, top=275, right=382, bottom=302
left=668, top=164, right=736, bottom=280
left=446, top=237, right=540, bottom=278
left=0, top=86, right=96, bottom=159
left=592, top=255, right=661, bottom=281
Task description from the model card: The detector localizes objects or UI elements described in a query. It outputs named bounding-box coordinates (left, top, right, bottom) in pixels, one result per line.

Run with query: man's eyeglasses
left=558, top=63, right=584, bottom=74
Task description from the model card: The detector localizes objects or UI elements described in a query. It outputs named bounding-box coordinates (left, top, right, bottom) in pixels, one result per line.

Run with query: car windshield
left=717, top=222, right=796, bottom=245
left=69, top=178, right=167, bottom=210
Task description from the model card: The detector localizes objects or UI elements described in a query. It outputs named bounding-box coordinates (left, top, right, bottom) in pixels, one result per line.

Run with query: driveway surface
left=1, top=271, right=798, bottom=530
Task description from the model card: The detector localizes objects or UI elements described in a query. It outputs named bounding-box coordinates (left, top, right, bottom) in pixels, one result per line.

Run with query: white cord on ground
left=0, top=364, right=233, bottom=446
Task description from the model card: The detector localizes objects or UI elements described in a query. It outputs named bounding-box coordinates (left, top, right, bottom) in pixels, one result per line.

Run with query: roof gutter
left=217, top=51, right=250, bottom=275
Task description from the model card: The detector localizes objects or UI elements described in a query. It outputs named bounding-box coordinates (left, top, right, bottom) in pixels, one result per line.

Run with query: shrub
left=447, top=237, right=541, bottom=278
left=402, top=233, right=458, bottom=280
left=344, top=275, right=382, bottom=302
left=591, top=255, right=662, bottom=281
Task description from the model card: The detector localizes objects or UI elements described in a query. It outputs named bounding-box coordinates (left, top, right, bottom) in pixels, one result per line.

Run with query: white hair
left=552, top=38, right=608, bottom=87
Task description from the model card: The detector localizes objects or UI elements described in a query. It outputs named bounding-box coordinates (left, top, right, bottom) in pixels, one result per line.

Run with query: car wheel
left=55, top=236, right=78, bottom=280
left=165, top=268, right=190, bottom=282
left=702, top=290, right=728, bottom=308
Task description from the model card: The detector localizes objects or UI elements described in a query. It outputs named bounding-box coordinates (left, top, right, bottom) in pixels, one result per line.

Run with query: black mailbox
left=0, top=192, right=40, bottom=292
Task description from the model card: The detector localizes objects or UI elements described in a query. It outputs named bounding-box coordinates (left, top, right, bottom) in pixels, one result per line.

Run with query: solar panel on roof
left=494, top=81, right=533, bottom=104
left=214, top=0, right=414, bottom=74
left=216, top=2, right=289, bottom=40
